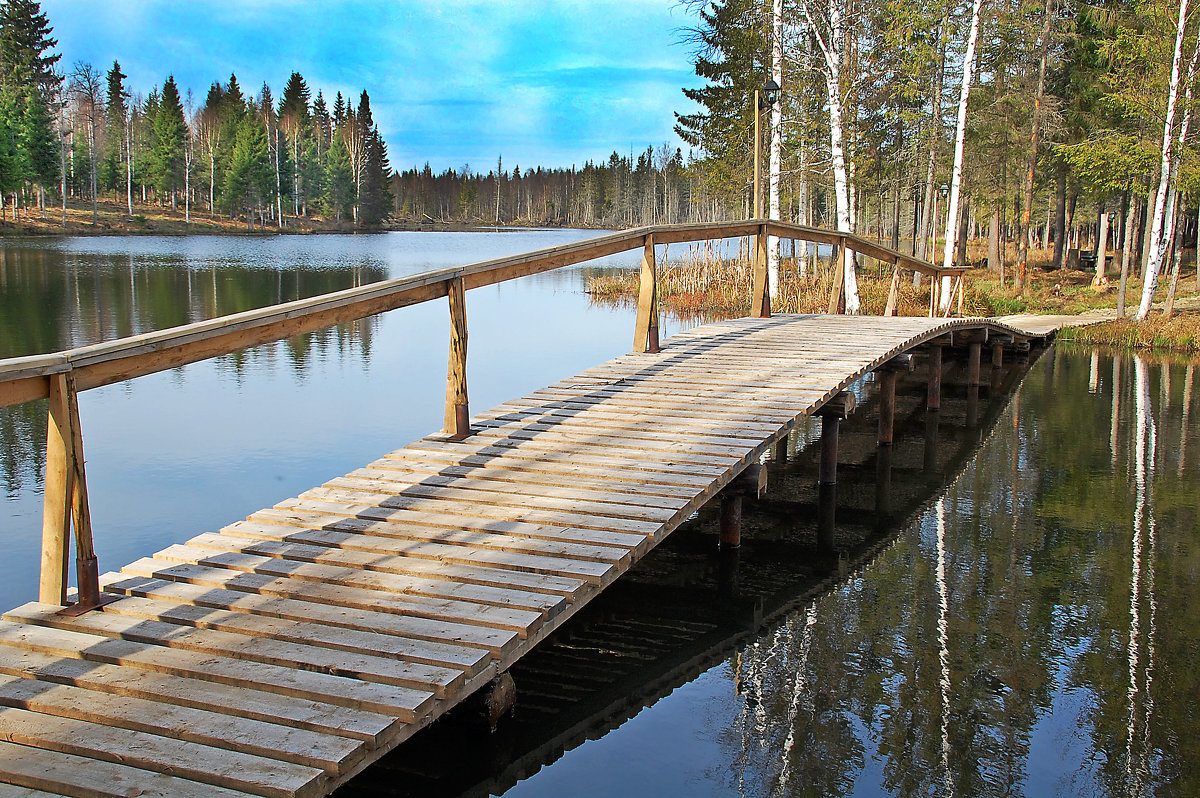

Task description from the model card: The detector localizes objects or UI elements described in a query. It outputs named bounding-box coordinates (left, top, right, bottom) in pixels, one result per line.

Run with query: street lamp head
left=763, top=78, right=780, bottom=107
left=939, top=184, right=949, bottom=198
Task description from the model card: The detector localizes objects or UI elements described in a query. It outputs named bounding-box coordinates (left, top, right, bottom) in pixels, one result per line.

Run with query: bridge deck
left=0, top=314, right=1050, bottom=798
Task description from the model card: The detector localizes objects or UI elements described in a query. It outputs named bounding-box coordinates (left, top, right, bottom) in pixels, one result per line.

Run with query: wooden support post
left=928, top=274, right=937, bottom=317
left=827, top=237, right=846, bottom=314
left=443, top=277, right=470, bottom=440
left=884, top=260, right=901, bottom=316
left=926, top=343, right=944, bottom=411
left=957, top=275, right=965, bottom=317
left=39, top=372, right=99, bottom=610
left=719, top=494, right=743, bottom=549
left=875, top=354, right=913, bottom=446
left=968, top=341, right=983, bottom=387
left=992, top=342, right=1004, bottom=369
left=718, top=464, right=767, bottom=550
left=816, top=392, right=854, bottom=485
left=750, top=224, right=771, bottom=318
left=633, top=234, right=660, bottom=353
left=878, top=370, right=898, bottom=446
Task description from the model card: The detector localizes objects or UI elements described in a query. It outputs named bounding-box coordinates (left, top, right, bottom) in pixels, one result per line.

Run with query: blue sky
left=44, top=0, right=705, bottom=173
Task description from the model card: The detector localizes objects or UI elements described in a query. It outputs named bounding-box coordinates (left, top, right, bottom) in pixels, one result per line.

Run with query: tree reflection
left=0, top=242, right=385, bottom=493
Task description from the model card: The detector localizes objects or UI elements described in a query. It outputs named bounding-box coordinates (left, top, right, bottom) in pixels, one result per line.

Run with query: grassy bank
left=587, top=243, right=1200, bottom=353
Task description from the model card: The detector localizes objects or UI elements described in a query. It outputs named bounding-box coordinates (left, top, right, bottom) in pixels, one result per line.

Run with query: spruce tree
left=674, top=0, right=766, bottom=200
left=99, top=60, right=128, bottom=193
left=150, top=75, right=186, bottom=208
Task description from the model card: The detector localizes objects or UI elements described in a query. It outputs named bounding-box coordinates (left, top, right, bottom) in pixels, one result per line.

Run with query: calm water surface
left=1, top=233, right=1197, bottom=797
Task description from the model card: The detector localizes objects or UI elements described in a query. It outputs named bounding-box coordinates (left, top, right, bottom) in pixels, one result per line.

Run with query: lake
left=1, top=232, right=1197, bottom=797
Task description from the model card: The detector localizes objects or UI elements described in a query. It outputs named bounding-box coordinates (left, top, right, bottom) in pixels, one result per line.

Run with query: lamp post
left=751, top=79, right=781, bottom=220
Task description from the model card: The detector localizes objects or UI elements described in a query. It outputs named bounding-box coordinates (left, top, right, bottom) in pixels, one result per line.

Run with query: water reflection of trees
left=0, top=244, right=387, bottom=494
left=722, top=350, right=1198, bottom=798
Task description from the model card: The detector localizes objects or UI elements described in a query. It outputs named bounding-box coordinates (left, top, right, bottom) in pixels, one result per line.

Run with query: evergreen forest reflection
left=0, top=241, right=384, bottom=497
left=349, top=347, right=1198, bottom=798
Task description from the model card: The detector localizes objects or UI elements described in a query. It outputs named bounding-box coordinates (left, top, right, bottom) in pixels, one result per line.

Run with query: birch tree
left=1136, top=0, right=1195, bottom=320
left=939, top=0, right=985, bottom=312
left=768, top=0, right=783, bottom=298
left=798, top=0, right=862, bottom=312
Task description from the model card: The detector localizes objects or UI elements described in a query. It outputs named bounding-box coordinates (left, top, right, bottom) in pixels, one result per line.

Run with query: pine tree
left=149, top=75, right=186, bottom=208
left=99, top=60, right=127, bottom=193
left=354, top=90, right=393, bottom=226
left=278, top=71, right=310, bottom=216
left=674, top=0, right=766, bottom=202
left=224, top=115, right=271, bottom=226
left=324, top=133, right=353, bottom=223
left=0, top=0, right=59, bottom=96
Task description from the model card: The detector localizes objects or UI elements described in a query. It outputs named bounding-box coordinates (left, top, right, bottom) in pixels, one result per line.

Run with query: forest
left=674, top=0, right=1200, bottom=320
left=1, top=0, right=1196, bottom=320
left=0, top=0, right=392, bottom=231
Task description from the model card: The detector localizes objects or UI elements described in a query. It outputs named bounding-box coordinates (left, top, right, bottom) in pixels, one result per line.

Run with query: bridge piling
left=444, top=277, right=470, bottom=440
left=816, top=392, right=855, bottom=551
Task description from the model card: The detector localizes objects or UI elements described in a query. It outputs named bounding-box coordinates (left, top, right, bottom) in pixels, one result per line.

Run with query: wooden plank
left=0, top=642, right=399, bottom=743
left=0, top=784, right=62, bottom=798
left=116, top=560, right=542, bottom=636
left=149, top=544, right=572, bottom=616
left=0, top=617, right=434, bottom=721
left=262, top=500, right=650, bottom=554
left=206, top=525, right=617, bottom=585
left=99, top=573, right=516, bottom=659
left=251, top=504, right=642, bottom=558
left=87, top=593, right=490, bottom=676
left=339, top=466, right=685, bottom=512
left=384, top=446, right=720, bottom=487
left=0, top=707, right=326, bottom=798
left=0, top=673, right=362, bottom=774
left=358, top=458, right=701, bottom=501
left=298, top=486, right=665, bottom=537
left=0, top=739, right=260, bottom=798
left=2, top=602, right=465, bottom=699
left=321, top=473, right=685, bottom=519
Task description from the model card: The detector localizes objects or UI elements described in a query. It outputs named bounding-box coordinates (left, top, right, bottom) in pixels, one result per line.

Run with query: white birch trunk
left=1137, top=0, right=1192, bottom=320
left=940, top=0, right=984, bottom=312
left=768, top=0, right=783, bottom=299
left=1093, top=208, right=1110, bottom=287
left=800, top=0, right=859, bottom=312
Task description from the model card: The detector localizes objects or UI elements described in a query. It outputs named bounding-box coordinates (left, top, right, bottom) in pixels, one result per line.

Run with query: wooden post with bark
left=444, top=277, right=470, bottom=440
left=39, top=372, right=100, bottom=610
left=633, top=234, right=661, bottom=352
left=750, top=224, right=772, bottom=318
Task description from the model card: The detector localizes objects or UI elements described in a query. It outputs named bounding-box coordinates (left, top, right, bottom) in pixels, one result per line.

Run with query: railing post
left=827, top=236, right=846, bottom=314
left=928, top=272, right=938, bottom=318
left=633, top=234, right=660, bottom=353
left=39, top=371, right=98, bottom=609
left=444, top=276, right=470, bottom=440
left=884, top=257, right=902, bottom=317
left=750, top=224, right=771, bottom=318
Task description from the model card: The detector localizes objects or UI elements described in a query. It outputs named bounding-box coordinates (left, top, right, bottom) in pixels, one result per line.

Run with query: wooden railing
left=0, top=220, right=967, bottom=610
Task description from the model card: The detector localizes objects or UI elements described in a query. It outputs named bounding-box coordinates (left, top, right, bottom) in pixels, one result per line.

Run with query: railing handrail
left=0, top=220, right=958, bottom=409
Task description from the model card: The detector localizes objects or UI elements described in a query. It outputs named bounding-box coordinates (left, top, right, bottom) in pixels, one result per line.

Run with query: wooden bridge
left=0, top=222, right=1058, bottom=797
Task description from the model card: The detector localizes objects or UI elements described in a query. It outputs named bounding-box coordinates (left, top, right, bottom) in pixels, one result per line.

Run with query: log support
left=874, top=354, right=913, bottom=446
left=815, top=392, right=854, bottom=552
left=633, top=234, right=660, bottom=353
left=444, top=277, right=470, bottom=440
left=39, top=372, right=102, bottom=611
left=718, top=464, right=767, bottom=550
left=925, top=342, right=946, bottom=411
left=750, top=225, right=771, bottom=318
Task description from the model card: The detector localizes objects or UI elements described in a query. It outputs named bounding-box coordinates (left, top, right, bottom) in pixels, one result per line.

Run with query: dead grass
left=587, top=241, right=1200, bottom=353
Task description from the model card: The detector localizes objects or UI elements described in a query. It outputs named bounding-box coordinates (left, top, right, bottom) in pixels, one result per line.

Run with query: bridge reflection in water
left=341, top=337, right=1046, bottom=798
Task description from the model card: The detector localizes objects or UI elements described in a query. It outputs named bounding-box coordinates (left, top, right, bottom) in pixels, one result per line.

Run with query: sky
left=43, top=0, right=706, bottom=174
